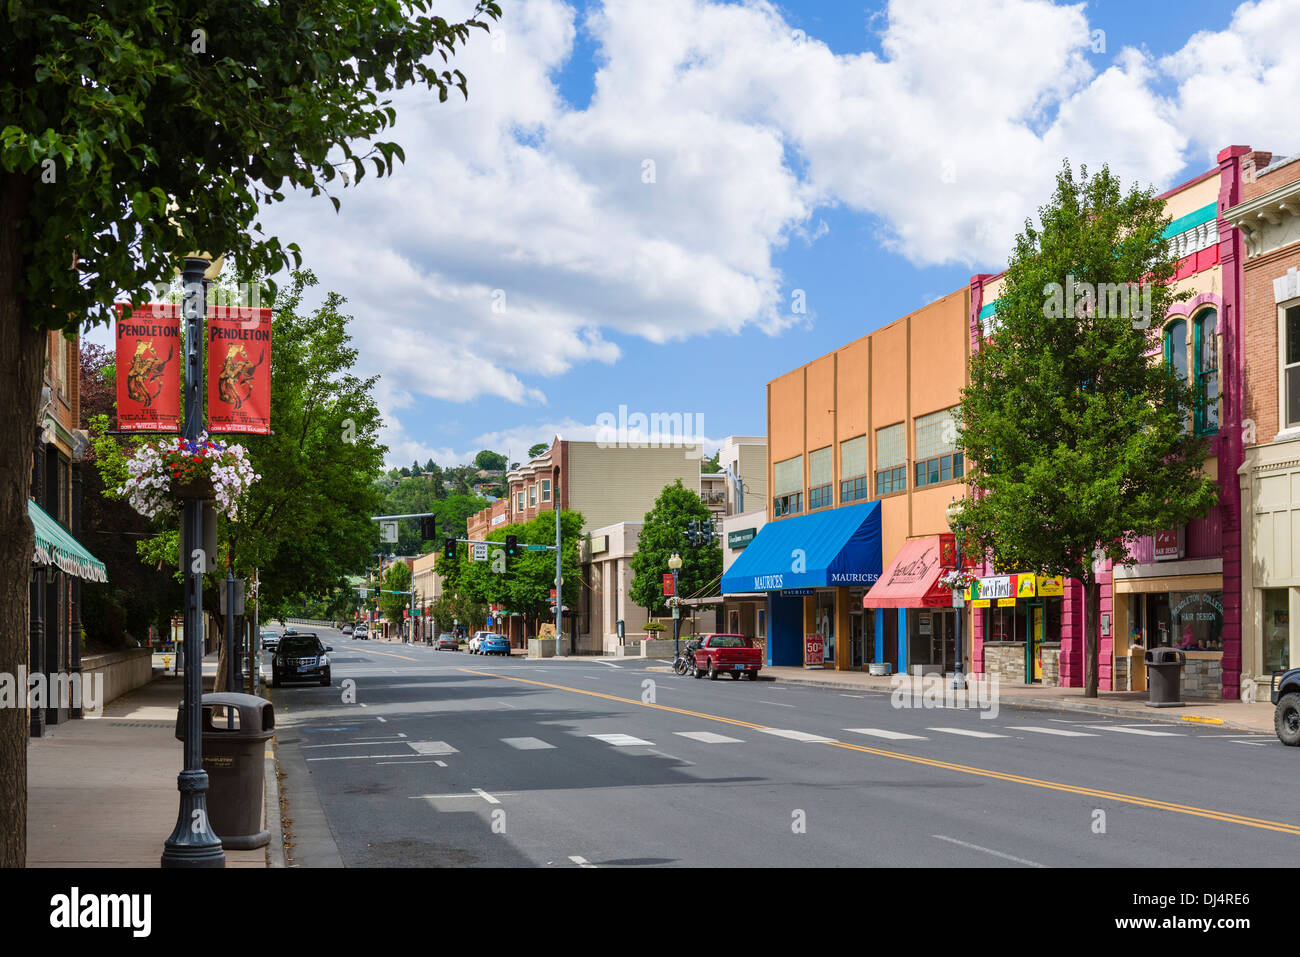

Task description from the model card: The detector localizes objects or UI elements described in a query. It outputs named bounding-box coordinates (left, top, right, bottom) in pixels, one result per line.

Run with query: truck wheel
left=708, top=662, right=718, bottom=680
left=693, top=664, right=704, bottom=679
left=1277, top=693, right=1300, bottom=746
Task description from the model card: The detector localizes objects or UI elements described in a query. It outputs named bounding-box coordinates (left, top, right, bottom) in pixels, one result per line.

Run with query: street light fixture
left=668, top=552, right=683, bottom=659
left=945, top=498, right=967, bottom=691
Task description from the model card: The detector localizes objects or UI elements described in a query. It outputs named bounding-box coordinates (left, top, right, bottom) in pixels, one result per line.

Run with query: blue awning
left=721, top=502, right=881, bottom=594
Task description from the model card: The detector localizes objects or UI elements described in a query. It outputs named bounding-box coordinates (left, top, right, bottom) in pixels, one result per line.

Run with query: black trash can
left=175, top=692, right=275, bottom=849
left=1144, top=647, right=1186, bottom=708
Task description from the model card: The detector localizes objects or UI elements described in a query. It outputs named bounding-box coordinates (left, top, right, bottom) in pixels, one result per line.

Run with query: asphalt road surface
left=267, top=626, right=1297, bottom=868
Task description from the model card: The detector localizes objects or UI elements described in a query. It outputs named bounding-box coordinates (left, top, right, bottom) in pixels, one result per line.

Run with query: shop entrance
left=914, top=609, right=956, bottom=672
left=1026, top=602, right=1044, bottom=683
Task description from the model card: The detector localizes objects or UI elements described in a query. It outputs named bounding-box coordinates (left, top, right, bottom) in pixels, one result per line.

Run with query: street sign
left=472, top=542, right=488, bottom=562
left=526, top=544, right=548, bottom=551
left=380, top=521, right=398, bottom=543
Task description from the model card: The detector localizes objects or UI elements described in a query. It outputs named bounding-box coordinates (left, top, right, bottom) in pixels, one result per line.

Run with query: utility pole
left=554, top=481, right=563, bottom=656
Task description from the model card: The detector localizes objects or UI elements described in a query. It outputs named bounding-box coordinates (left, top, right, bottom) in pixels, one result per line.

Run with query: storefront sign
left=728, top=527, right=757, bottom=550
left=1015, top=574, right=1036, bottom=598
left=1036, top=575, right=1064, bottom=596
left=783, top=587, right=815, bottom=597
left=207, top=306, right=273, bottom=434
left=1154, top=528, right=1184, bottom=561
left=804, top=632, right=824, bottom=667
left=967, top=576, right=1013, bottom=601
left=114, top=303, right=182, bottom=432
left=997, top=597, right=1016, bottom=607
left=972, top=599, right=991, bottom=608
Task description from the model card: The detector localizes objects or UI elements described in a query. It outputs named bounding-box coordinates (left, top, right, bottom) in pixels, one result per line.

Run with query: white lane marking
left=307, top=753, right=413, bottom=761
left=473, top=788, right=500, bottom=805
left=839, top=694, right=866, bottom=699
left=760, top=729, right=836, bottom=743
left=569, top=855, right=597, bottom=868
left=359, top=703, right=368, bottom=708
left=497, top=700, right=519, bottom=709
left=376, top=716, right=388, bottom=723
left=1006, top=725, right=1097, bottom=737
left=1083, top=725, right=1182, bottom=736
left=435, top=760, right=447, bottom=767
left=1233, top=740, right=1267, bottom=747
left=410, top=741, right=459, bottom=755
left=583, top=676, right=601, bottom=680
left=377, top=760, right=444, bottom=765
left=758, top=700, right=795, bottom=708
left=843, top=728, right=927, bottom=741
left=410, top=791, right=516, bottom=802
left=589, top=733, right=654, bottom=747
left=1050, top=719, right=1107, bottom=725
left=928, top=727, right=1007, bottom=739
left=302, top=738, right=410, bottom=748
left=593, top=659, right=623, bottom=669
left=502, top=737, right=556, bottom=750
left=674, top=731, right=744, bottom=744
left=932, top=834, right=1046, bottom=868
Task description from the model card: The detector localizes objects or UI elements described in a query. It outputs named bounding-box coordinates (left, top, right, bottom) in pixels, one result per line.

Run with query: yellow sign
left=973, top=599, right=991, bottom=608
left=1015, top=574, right=1036, bottom=598
left=997, top=597, right=1016, bottom=607
left=1036, top=575, right=1064, bottom=597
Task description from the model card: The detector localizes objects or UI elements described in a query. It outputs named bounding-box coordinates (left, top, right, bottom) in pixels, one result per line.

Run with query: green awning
left=29, top=499, right=107, bottom=583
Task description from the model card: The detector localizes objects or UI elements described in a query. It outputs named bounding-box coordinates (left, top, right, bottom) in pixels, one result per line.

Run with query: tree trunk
left=1082, top=570, right=1100, bottom=699
left=0, top=171, right=41, bottom=867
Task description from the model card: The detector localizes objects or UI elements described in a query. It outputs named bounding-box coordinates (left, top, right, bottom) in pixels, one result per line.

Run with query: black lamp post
left=668, top=552, right=683, bottom=658
left=161, top=255, right=226, bottom=867
left=946, top=499, right=967, bottom=691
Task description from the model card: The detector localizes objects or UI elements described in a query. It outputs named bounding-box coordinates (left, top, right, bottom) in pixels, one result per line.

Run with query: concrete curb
left=764, top=673, right=1269, bottom=734
left=265, top=739, right=286, bottom=868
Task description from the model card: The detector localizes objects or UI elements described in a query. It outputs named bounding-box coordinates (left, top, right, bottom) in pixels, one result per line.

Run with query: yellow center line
left=461, top=667, right=1300, bottom=838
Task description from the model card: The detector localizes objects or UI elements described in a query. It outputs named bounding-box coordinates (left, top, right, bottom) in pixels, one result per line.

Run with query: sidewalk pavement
left=758, top=665, right=1277, bottom=733
left=27, top=660, right=278, bottom=868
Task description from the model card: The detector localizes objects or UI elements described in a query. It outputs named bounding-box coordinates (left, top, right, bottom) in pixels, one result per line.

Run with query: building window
left=1164, top=318, right=1190, bottom=432
left=773, top=455, right=802, bottom=517
left=914, top=408, right=961, bottom=488
left=875, top=423, right=905, bottom=496
left=517, top=490, right=524, bottom=511
left=529, top=484, right=537, bottom=507
left=839, top=435, right=868, bottom=503
left=1193, top=309, right=1218, bottom=434
left=774, top=492, right=802, bottom=517
left=541, top=479, right=551, bottom=502
left=808, top=446, right=831, bottom=510
left=915, top=453, right=964, bottom=488
left=1282, top=304, right=1300, bottom=431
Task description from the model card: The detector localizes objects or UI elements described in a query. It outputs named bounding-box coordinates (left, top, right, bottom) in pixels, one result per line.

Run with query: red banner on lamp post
left=207, top=306, right=273, bottom=434
left=114, top=303, right=182, bottom=432
left=662, top=573, right=675, bottom=597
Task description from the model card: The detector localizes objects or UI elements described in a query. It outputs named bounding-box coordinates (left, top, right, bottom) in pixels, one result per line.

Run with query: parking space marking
left=502, top=737, right=556, bottom=750
left=590, top=733, right=655, bottom=747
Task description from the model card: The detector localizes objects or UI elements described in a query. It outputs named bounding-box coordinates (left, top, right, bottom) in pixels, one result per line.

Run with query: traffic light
left=443, top=538, right=456, bottom=560
left=421, top=516, right=437, bottom=540
left=702, top=520, right=714, bottom=545
left=505, top=534, right=518, bottom=557
left=686, top=520, right=699, bottom=546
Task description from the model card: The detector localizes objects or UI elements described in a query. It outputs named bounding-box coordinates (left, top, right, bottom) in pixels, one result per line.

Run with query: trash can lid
left=186, top=692, right=275, bottom=734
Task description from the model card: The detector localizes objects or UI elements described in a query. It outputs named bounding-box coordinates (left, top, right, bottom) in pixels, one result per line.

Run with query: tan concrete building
left=578, top=522, right=646, bottom=653
left=410, top=551, right=444, bottom=641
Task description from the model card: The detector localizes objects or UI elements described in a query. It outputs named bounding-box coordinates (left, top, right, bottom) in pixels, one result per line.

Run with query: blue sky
left=107, top=0, right=1292, bottom=469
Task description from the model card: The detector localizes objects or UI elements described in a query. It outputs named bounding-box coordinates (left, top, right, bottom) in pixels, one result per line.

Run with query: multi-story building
left=1229, top=151, right=1300, bottom=694
left=410, top=551, right=444, bottom=640
left=29, top=331, right=106, bottom=735
left=723, top=290, right=970, bottom=671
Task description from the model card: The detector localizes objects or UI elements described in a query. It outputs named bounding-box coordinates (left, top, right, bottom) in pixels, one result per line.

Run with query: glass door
left=1029, top=603, right=1044, bottom=682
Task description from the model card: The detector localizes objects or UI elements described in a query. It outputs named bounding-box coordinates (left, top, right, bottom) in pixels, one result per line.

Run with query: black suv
left=1271, top=668, right=1300, bottom=746
left=272, top=633, right=333, bottom=687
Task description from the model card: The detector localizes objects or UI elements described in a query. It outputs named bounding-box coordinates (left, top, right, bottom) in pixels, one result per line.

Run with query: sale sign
left=207, top=306, right=273, bottom=434
left=114, top=303, right=182, bottom=432
left=804, top=632, right=825, bottom=668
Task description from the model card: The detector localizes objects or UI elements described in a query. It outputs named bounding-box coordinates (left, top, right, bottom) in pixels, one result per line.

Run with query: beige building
left=410, top=551, right=444, bottom=640
left=578, top=522, right=646, bottom=653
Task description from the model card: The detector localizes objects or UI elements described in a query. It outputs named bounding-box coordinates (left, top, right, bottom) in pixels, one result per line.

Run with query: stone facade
left=1180, top=655, right=1223, bottom=699
left=983, top=641, right=1025, bottom=684
left=1040, top=643, right=1061, bottom=687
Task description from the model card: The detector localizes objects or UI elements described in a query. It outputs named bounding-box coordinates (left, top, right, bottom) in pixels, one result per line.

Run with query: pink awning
left=862, top=537, right=950, bottom=609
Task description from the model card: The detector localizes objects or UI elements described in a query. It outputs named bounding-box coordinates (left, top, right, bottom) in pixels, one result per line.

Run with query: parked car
left=260, top=630, right=280, bottom=653
left=468, top=631, right=490, bottom=654
left=690, top=634, right=762, bottom=680
left=354, top=623, right=369, bottom=639
left=436, top=634, right=460, bottom=651
left=479, top=633, right=510, bottom=656
left=342, top=624, right=354, bottom=635
left=1272, top=668, right=1300, bottom=746
left=272, top=633, right=333, bottom=687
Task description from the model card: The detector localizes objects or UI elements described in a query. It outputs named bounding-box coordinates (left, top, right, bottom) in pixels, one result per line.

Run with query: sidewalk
left=26, top=662, right=277, bottom=868
left=760, top=665, right=1276, bottom=733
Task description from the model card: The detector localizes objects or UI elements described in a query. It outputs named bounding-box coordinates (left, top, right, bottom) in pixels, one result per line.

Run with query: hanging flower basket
left=119, top=433, right=260, bottom=521
left=937, top=568, right=978, bottom=592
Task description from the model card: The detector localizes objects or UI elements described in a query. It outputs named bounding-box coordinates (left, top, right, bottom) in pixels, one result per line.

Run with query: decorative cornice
left=1224, top=178, right=1300, bottom=256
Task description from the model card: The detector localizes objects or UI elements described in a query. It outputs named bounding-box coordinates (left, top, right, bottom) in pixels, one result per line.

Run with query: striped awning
left=30, top=499, right=107, bottom=583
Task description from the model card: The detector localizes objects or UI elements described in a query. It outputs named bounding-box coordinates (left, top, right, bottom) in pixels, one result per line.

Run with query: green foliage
left=701, top=451, right=721, bottom=473
left=473, top=450, right=507, bottom=471
left=379, top=562, right=412, bottom=623
left=955, top=162, right=1219, bottom=691
left=3, top=0, right=500, bottom=335
left=527, top=442, right=549, bottom=459
left=629, top=480, right=722, bottom=614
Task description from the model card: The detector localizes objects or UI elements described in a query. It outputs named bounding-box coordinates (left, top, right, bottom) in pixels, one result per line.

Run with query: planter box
left=614, top=641, right=642, bottom=657
left=528, top=637, right=556, bottom=659
left=639, top=639, right=679, bottom=659
left=867, top=661, right=892, bottom=676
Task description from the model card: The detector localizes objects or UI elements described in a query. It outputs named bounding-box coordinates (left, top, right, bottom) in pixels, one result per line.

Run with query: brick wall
left=1243, top=244, right=1300, bottom=446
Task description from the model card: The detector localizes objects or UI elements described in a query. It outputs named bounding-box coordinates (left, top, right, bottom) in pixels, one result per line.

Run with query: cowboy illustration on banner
left=114, top=303, right=181, bottom=432
left=126, top=339, right=174, bottom=408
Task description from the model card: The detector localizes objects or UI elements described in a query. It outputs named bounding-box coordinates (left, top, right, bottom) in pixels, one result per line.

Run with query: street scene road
left=270, top=627, right=1296, bottom=869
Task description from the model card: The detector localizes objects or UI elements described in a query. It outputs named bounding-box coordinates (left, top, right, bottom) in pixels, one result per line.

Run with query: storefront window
left=1264, top=589, right=1290, bottom=672
left=816, top=590, right=836, bottom=663
left=1168, top=591, right=1223, bottom=650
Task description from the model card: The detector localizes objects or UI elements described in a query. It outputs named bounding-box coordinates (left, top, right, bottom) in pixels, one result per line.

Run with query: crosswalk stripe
left=927, top=727, right=1007, bottom=739
left=501, top=737, right=556, bottom=750
left=843, top=728, right=927, bottom=741
left=674, top=731, right=744, bottom=744
left=410, top=741, right=459, bottom=755
left=1007, top=725, right=1097, bottom=737
left=589, top=733, right=654, bottom=747
left=1084, top=725, right=1182, bottom=736
left=760, top=729, right=836, bottom=743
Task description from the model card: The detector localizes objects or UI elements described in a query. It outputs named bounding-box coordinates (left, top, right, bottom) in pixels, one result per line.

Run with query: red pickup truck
left=690, top=634, right=762, bottom=680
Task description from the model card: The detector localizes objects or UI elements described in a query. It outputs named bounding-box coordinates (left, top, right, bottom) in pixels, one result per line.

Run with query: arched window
left=1194, top=309, right=1218, bottom=433
left=1164, top=319, right=1189, bottom=433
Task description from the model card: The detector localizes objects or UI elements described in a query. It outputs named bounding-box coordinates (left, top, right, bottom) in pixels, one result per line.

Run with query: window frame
left=541, top=478, right=551, bottom=502
left=1192, top=308, right=1219, bottom=435
left=1279, top=299, right=1300, bottom=433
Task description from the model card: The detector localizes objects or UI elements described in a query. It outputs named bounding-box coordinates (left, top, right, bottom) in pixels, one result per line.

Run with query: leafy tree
left=0, top=0, right=499, bottom=865
left=474, top=450, right=507, bottom=471
left=424, top=458, right=438, bottom=473
left=629, top=480, right=722, bottom=615
left=379, top=561, right=412, bottom=626
left=527, top=443, right=549, bottom=459
left=954, top=162, right=1217, bottom=698
left=701, top=451, right=721, bottom=473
